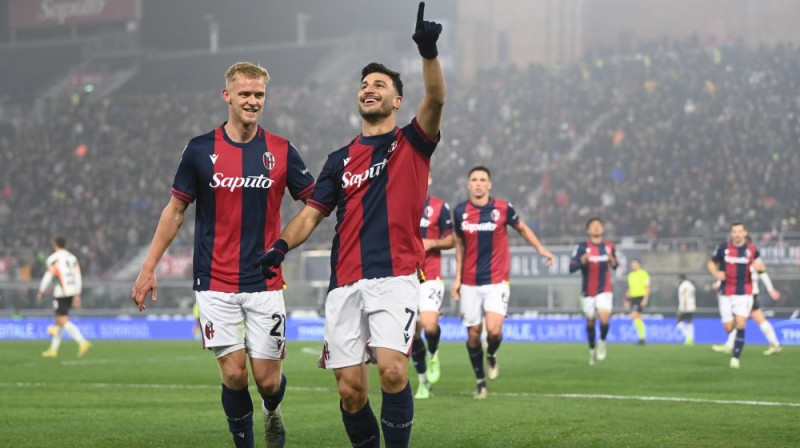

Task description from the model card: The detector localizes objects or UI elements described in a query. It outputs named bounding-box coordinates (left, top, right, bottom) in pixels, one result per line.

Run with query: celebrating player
left=411, top=175, right=454, bottom=399
left=625, top=259, right=650, bottom=345
left=570, top=217, right=618, bottom=366
left=707, top=222, right=765, bottom=369
left=452, top=165, right=555, bottom=399
left=712, top=249, right=782, bottom=355
left=132, top=62, right=316, bottom=448
left=37, top=236, right=91, bottom=358
left=676, top=274, right=696, bottom=345
left=255, top=4, right=444, bottom=447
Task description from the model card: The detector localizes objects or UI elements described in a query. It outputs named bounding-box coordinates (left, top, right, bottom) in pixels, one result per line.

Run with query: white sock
left=725, top=330, right=735, bottom=350
left=760, top=321, right=780, bottom=347
left=49, top=327, right=62, bottom=351
left=63, top=321, right=86, bottom=344
left=676, top=321, right=686, bottom=336
left=686, top=323, right=694, bottom=340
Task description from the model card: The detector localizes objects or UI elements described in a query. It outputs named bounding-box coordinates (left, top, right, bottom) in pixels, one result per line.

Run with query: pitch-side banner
left=9, top=0, right=139, bottom=29
left=2, top=317, right=799, bottom=345
left=302, top=246, right=647, bottom=283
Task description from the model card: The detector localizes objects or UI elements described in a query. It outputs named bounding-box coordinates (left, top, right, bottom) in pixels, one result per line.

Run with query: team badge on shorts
left=204, top=321, right=215, bottom=340
left=263, top=151, right=275, bottom=170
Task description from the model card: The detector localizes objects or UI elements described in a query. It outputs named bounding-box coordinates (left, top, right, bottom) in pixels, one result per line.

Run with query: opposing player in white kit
left=676, top=274, right=696, bottom=345
left=38, top=236, right=91, bottom=358
left=132, top=62, right=316, bottom=448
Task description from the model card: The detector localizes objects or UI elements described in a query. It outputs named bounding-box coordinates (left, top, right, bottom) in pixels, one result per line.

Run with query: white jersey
left=677, top=280, right=696, bottom=313
left=39, top=249, right=82, bottom=298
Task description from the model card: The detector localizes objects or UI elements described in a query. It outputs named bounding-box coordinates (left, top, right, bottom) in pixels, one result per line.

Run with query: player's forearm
left=280, top=206, right=325, bottom=251
left=142, top=201, right=185, bottom=272
left=421, top=57, right=446, bottom=108
left=432, top=233, right=455, bottom=250
left=453, top=237, right=465, bottom=281
left=519, top=223, right=546, bottom=253
left=760, top=272, right=775, bottom=291
left=38, top=272, right=53, bottom=293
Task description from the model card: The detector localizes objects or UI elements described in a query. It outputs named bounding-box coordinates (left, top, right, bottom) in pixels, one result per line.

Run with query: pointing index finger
left=417, top=2, right=425, bottom=27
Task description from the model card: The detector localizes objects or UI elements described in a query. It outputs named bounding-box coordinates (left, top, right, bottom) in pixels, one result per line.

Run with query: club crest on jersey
left=424, top=206, right=434, bottom=218
left=204, top=321, right=215, bottom=340
left=491, top=209, right=500, bottom=222
left=263, top=152, right=275, bottom=170
left=388, top=140, right=398, bottom=153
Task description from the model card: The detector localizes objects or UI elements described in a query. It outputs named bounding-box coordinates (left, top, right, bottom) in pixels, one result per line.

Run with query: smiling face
left=467, top=169, right=492, bottom=201
left=223, top=75, right=266, bottom=127
left=358, top=72, right=402, bottom=123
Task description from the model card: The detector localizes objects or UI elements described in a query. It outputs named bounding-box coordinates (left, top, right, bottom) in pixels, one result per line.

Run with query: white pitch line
left=59, top=355, right=205, bottom=366
left=2, top=382, right=798, bottom=408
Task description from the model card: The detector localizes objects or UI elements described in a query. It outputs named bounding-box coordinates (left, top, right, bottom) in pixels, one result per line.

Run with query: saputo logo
left=209, top=173, right=275, bottom=192
left=341, top=159, right=387, bottom=188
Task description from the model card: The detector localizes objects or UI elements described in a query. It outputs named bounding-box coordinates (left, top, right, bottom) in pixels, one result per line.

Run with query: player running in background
left=707, top=222, right=765, bottom=369
left=712, top=263, right=782, bottom=355
left=570, top=217, right=618, bottom=366
left=676, top=274, right=696, bottom=345
left=255, top=4, right=444, bottom=447
left=37, top=236, right=90, bottom=358
left=411, top=175, right=454, bottom=399
left=452, top=165, right=555, bottom=399
left=132, top=62, right=316, bottom=448
left=625, top=259, right=650, bottom=345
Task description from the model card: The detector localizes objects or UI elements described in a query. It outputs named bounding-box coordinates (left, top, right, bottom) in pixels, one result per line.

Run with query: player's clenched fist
left=256, top=239, right=289, bottom=279
left=412, top=2, right=442, bottom=59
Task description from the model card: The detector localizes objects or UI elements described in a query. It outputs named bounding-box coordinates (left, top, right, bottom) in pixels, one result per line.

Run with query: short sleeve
left=286, top=143, right=316, bottom=201
left=307, top=153, right=340, bottom=216
left=171, top=143, right=196, bottom=204
left=506, top=202, right=520, bottom=229
left=711, top=244, right=725, bottom=262
left=439, top=202, right=453, bottom=236
left=402, top=117, right=440, bottom=157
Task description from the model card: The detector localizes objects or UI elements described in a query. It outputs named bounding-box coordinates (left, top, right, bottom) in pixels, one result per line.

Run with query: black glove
left=256, top=239, right=289, bottom=279
left=412, top=2, right=442, bottom=60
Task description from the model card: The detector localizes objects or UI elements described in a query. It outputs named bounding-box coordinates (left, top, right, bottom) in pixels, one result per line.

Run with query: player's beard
left=358, top=100, right=393, bottom=123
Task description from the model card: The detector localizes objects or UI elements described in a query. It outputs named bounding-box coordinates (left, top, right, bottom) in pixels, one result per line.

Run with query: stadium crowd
left=2, top=38, right=799, bottom=278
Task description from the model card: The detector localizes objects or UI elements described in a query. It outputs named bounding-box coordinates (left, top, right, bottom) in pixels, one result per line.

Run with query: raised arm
left=516, top=221, right=555, bottom=268
left=412, top=2, right=445, bottom=137
left=132, top=196, right=189, bottom=311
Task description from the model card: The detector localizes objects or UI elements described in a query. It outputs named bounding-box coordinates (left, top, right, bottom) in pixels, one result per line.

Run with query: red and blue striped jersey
left=569, top=240, right=616, bottom=296
left=171, top=124, right=315, bottom=293
left=307, top=118, right=439, bottom=290
left=420, top=195, right=453, bottom=280
left=453, top=198, right=520, bottom=286
left=711, top=242, right=760, bottom=295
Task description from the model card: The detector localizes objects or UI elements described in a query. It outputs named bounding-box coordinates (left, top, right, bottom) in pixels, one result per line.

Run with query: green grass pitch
left=0, top=340, right=797, bottom=447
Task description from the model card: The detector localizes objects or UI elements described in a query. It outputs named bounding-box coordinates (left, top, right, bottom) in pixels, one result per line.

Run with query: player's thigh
left=731, top=294, right=753, bottom=319
left=484, top=311, right=505, bottom=337
left=323, top=282, right=370, bottom=369
left=418, top=280, right=444, bottom=314
left=582, top=296, right=597, bottom=319
left=364, top=274, right=419, bottom=357
left=459, top=284, right=484, bottom=327
left=483, top=282, right=510, bottom=317
left=196, top=291, right=245, bottom=351
left=718, top=295, right=734, bottom=323
left=595, top=292, right=613, bottom=312
left=242, top=290, right=287, bottom=360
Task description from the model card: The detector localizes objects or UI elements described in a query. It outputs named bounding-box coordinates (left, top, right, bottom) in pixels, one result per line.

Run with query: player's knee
left=254, top=375, right=280, bottom=396
left=486, top=328, right=502, bottom=340
left=220, top=364, right=249, bottom=389
left=377, top=360, right=407, bottom=390
left=337, top=378, right=368, bottom=408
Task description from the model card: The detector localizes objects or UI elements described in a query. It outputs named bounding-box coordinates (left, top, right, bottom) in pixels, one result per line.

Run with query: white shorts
left=582, top=292, right=613, bottom=319
left=320, top=274, right=419, bottom=370
left=195, top=290, right=286, bottom=360
left=718, top=294, right=754, bottom=323
left=418, top=279, right=444, bottom=313
left=459, top=282, right=510, bottom=327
